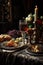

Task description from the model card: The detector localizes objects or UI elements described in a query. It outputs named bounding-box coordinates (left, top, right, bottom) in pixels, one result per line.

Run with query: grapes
left=7, top=30, right=22, bottom=38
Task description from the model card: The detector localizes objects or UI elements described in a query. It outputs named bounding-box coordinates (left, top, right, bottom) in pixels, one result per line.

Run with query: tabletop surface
left=0, top=48, right=43, bottom=65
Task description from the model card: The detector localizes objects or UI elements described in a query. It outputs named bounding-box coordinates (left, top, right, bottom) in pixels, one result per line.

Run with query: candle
left=34, top=5, right=38, bottom=22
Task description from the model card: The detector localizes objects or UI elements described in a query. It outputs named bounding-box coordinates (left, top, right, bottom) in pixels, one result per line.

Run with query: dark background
left=0, top=0, right=43, bottom=19
left=12, top=0, right=43, bottom=19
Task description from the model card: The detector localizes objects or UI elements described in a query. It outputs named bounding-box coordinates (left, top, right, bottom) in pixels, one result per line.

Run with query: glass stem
left=22, top=32, right=25, bottom=44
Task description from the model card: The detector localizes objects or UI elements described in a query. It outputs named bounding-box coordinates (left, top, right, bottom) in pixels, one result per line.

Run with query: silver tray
left=0, top=41, right=28, bottom=50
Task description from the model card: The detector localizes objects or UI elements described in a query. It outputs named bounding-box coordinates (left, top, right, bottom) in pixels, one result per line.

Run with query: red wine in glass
left=20, top=23, right=28, bottom=32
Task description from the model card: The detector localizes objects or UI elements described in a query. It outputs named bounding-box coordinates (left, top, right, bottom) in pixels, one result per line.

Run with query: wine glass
left=19, top=20, right=28, bottom=44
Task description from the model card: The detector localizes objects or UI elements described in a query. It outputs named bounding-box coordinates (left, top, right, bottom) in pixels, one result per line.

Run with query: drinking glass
left=19, top=20, right=28, bottom=44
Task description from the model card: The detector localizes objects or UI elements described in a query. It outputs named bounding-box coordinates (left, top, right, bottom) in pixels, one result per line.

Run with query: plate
left=0, top=41, right=28, bottom=50
left=26, top=44, right=43, bottom=56
left=25, top=49, right=43, bottom=56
